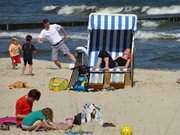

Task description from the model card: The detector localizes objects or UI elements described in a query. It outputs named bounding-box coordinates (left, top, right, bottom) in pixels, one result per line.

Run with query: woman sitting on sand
left=21, top=107, right=72, bottom=131
left=95, top=48, right=131, bottom=69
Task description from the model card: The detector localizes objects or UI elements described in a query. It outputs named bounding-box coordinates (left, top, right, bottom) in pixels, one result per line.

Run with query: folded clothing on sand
left=73, top=103, right=103, bottom=125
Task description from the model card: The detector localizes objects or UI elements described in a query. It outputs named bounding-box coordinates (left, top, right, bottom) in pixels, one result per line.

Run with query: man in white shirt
left=37, top=18, right=76, bottom=68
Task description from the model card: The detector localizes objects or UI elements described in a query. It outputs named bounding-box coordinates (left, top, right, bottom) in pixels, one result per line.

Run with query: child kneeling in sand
left=21, top=107, right=72, bottom=131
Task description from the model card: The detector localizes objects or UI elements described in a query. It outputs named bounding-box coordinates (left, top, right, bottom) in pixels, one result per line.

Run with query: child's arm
left=37, top=37, right=44, bottom=44
left=8, top=45, right=13, bottom=57
left=16, top=114, right=26, bottom=120
left=32, top=45, right=37, bottom=54
left=42, top=120, right=57, bottom=130
left=19, top=44, right=22, bottom=55
left=33, top=50, right=37, bottom=54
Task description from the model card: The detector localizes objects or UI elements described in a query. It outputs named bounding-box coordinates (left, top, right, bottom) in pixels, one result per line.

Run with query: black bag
left=78, top=65, right=89, bottom=75
left=73, top=113, right=82, bottom=125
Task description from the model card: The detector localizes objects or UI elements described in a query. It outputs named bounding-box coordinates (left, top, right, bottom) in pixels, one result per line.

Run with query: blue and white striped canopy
left=88, top=13, right=137, bottom=31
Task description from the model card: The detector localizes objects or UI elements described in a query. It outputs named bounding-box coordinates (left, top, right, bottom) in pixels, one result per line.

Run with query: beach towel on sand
left=65, top=130, right=93, bottom=135
left=0, top=116, right=16, bottom=125
left=8, top=81, right=31, bottom=89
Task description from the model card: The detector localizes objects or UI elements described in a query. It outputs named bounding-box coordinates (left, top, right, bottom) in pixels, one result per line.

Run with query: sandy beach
left=0, top=57, right=180, bottom=135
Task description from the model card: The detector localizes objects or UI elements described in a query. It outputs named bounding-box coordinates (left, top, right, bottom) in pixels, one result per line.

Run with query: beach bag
left=72, top=75, right=88, bottom=91
left=49, top=77, right=68, bottom=92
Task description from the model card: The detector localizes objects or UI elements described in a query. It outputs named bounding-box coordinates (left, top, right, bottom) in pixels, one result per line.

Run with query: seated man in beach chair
left=95, top=48, right=131, bottom=70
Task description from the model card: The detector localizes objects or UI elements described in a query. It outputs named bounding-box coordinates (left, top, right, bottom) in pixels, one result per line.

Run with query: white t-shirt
left=39, top=24, right=63, bottom=45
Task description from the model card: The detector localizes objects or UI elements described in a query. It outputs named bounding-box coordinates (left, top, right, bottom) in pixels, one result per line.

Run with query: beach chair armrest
left=90, top=67, right=130, bottom=73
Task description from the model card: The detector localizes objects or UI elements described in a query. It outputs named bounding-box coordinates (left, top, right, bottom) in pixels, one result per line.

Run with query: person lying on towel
left=95, top=48, right=131, bottom=70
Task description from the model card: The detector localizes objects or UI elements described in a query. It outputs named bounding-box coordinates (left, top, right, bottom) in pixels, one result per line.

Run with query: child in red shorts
left=8, top=37, right=22, bottom=69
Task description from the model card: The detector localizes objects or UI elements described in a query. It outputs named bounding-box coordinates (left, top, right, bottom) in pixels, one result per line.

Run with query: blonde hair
left=42, top=107, right=53, bottom=121
left=11, top=37, right=19, bottom=45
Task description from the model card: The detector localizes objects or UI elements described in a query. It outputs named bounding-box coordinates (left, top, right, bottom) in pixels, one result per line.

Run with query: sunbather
left=21, top=107, right=72, bottom=131
left=95, top=48, right=131, bottom=69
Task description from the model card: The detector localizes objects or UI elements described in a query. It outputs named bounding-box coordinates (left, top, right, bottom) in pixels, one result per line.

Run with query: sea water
left=0, top=0, right=180, bottom=70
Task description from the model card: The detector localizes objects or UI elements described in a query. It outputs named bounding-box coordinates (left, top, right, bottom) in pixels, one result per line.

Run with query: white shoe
left=69, top=63, right=75, bottom=69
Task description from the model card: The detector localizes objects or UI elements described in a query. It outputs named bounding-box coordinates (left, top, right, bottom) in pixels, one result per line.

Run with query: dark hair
left=28, top=89, right=41, bottom=101
left=42, top=18, right=49, bottom=24
left=42, top=107, right=53, bottom=121
left=26, top=35, right=32, bottom=41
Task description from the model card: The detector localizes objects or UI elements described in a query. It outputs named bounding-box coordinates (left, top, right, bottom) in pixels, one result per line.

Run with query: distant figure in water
left=37, top=18, right=76, bottom=69
left=95, top=48, right=131, bottom=70
left=22, top=35, right=37, bottom=76
left=8, top=37, right=22, bottom=69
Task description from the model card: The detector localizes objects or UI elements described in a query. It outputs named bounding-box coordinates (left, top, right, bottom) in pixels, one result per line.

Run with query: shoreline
left=1, top=14, right=180, bottom=30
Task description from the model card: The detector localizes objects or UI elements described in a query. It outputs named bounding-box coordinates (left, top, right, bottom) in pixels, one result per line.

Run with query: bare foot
left=176, top=79, right=180, bottom=84
left=27, top=73, right=35, bottom=76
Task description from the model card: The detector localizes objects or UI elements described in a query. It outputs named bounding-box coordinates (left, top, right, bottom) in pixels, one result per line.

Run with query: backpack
left=72, top=75, right=88, bottom=91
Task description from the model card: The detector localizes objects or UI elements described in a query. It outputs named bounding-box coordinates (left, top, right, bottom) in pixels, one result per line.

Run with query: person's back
left=15, top=89, right=41, bottom=127
left=16, top=96, right=33, bottom=127
left=22, top=111, right=46, bottom=126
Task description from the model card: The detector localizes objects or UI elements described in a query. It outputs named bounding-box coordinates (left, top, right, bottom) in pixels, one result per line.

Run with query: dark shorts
left=23, top=58, right=33, bottom=65
left=98, top=50, right=116, bottom=68
left=98, top=50, right=127, bottom=68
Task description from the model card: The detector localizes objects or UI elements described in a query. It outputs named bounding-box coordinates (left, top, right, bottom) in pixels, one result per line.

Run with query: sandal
left=0, top=124, right=10, bottom=131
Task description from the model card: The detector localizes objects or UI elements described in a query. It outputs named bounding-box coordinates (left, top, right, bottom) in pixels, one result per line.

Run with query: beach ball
left=120, top=125, right=133, bottom=135
left=49, top=77, right=68, bottom=92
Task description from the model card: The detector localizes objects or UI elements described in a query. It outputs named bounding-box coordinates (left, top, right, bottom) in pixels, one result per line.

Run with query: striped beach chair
left=88, top=13, right=137, bottom=89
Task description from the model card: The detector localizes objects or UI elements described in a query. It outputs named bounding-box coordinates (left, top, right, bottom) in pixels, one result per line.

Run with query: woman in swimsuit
left=95, top=48, right=131, bottom=69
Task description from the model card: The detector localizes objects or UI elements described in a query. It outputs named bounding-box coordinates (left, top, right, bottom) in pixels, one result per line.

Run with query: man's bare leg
left=53, top=60, right=62, bottom=69
left=67, top=52, right=76, bottom=63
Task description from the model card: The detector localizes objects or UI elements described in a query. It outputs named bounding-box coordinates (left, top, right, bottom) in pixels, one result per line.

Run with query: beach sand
left=0, top=57, right=180, bottom=135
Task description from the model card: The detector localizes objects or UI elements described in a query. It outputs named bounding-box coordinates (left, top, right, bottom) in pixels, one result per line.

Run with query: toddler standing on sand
left=22, top=35, right=37, bottom=75
left=8, top=37, right=22, bottom=69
